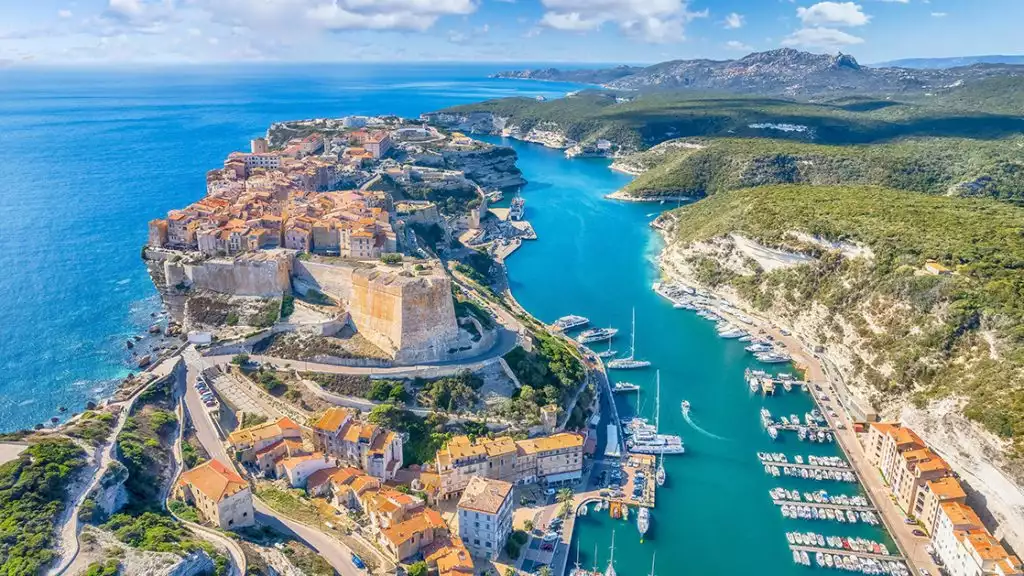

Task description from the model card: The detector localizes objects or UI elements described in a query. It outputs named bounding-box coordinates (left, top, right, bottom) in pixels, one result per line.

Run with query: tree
left=505, top=568, right=517, bottom=576
left=523, top=519, right=534, bottom=532
left=538, top=567, right=552, bottom=576
left=380, top=253, right=403, bottom=265
left=557, top=488, right=574, bottom=505
left=407, top=561, right=429, bottom=576
left=367, top=403, right=405, bottom=430
left=231, top=353, right=250, bottom=366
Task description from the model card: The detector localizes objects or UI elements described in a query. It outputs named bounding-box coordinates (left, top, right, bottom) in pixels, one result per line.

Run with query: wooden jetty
left=789, top=545, right=904, bottom=563
left=773, top=500, right=876, bottom=513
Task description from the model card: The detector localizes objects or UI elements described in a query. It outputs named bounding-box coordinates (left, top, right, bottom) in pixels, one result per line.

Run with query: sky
left=0, top=0, right=1020, bottom=66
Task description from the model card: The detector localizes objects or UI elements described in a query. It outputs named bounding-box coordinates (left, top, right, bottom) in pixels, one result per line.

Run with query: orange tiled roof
left=927, top=477, right=966, bottom=501
left=965, top=530, right=1013, bottom=561
left=381, top=508, right=445, bottom=547
left=312, top=407, right=351, bottom=433
left=179, top=460, right=247, bottom=503
left=940, top=501, right=983, bottom=529
left=457, top=477, right=512, bottom=515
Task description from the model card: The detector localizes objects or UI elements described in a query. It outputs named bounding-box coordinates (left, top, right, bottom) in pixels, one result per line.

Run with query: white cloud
left=797, top=2, right=870, bottom=27
left=782, top=26, right=865, bottom=48
left=723, top=12, right=744, bottom=29
left=58, top=9, right=73, bottom=18
left=725, top=40, right=752, bottom=51
left=539, top=0, right=707, bottom=43
left=876, top=0, right=908, bottom=3
left=931, top=11, right=947, bottom=17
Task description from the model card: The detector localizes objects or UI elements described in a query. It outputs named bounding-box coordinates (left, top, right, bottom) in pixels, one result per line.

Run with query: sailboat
left=607, top=308, right=651, bottom=369
left=626, top=371, right=684, bottom=454
left=606, top=531, right=617, bottom=576
left=655, top=450, right=666, bottom=486
left=648, top=552, right=657, bottom=576
left=597, top=337, right=618, bottom=359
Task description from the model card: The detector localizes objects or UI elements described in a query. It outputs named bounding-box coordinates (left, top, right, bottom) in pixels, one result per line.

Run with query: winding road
left=181, top=347, right=369, bottom=576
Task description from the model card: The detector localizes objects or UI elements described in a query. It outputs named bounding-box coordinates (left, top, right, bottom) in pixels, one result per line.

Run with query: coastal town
left=2, top=96, right=1023, bottom=576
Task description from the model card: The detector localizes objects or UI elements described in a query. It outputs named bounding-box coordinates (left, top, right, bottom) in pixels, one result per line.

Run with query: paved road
left=181, top=347, right=367, bottom=576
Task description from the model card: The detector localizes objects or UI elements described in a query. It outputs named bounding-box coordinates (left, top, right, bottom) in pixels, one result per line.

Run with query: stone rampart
left=182, top=250, right=292, bottom=298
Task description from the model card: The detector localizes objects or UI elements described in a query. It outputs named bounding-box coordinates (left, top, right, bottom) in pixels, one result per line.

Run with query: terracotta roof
left=228, top=417, right=301, bottom=448
left=903, top=448, right=950, bottom=474
left=278, top=453, right=327, bottom=473
left=517, top=433, right=584, bottom=455
left=457, top=477, right=512, bottom=515
left=312, top=407, right=351, bottom=433
left=254, top=438, right=304, bottom=459
left=306, top=466, right=341, bottom=492
left=179, top=460, right=248, bottom=503
left=381, top=508, right=445, bottom=547
left=965, top=530, right=1013, bottom=561
left=927, top=477, right=966, bottom=501
left=940, top=501, right=983, bottom=529
left=425, top=536, right=474, bottom=576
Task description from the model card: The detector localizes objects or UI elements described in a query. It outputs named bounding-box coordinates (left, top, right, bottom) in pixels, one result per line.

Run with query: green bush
left=281, top=295, right=295, bottom=318
left=380, top=253, right=403, bottom=265
left=0, top=439, right=87, bottom=574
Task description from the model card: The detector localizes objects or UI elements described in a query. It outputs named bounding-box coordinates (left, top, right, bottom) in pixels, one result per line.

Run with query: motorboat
left=755, top=351, right=792, bottom=364
left=578, top=327, right=618, bottom=344
left=681, top=400, right=690, bottom=415
left=637, top=507, right=650, bottom=539
left=612, top=382, right=640, bottom=394
left=655, top=452, right=666, bottom=486
left=553, top=315, right=589, bottom=331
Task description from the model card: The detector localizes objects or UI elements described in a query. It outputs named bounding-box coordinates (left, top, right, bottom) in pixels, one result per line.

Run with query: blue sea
left=0, top=64, right=582, bottom=431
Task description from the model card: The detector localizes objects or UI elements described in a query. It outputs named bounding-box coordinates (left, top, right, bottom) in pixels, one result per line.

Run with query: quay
left=789, top=545, right=905, bottom=563
left=775, top=423, right=833, bottom=433
left=773, top=500, right=876, bottom=513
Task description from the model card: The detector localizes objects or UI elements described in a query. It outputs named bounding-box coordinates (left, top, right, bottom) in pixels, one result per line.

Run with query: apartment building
left=379, top=507, right=447, bottom=563
left=864, top=423, right=951, bottom=514
left=933, top=502, right=1023, bottom=576
left=310, top=407, right=403, bottom=480
left=173, top=460, right=254, bottom=530
left=436, top=432, right=584, bottom=499
left=457, top=477, right=513, bottom=560
left=227, top=417, right=303, bottom=474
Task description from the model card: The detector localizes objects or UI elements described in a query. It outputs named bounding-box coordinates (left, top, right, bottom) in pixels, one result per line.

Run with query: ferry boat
left=607, top=308, right=651, bottom=369
left=553, top=315, right=589, bottom=331
left=637, top=507, right=650, bottom=540
left=612, top=382, right=640, bottom=394
left=578, top=327, right=618, bottom=344
left=681, top=400, right=690, bottom=415
left=509, top=194, right=525, bottom=221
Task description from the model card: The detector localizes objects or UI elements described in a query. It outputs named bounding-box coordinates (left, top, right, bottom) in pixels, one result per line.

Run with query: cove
left=481, top=135, right=896, bottom=576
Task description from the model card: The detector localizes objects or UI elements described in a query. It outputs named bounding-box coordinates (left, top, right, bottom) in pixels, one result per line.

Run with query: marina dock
left=768, top=461, right=851, bottom=473
left=773, top=500, right=876, bottom=513
left=789, top=545, right=904, bottom=563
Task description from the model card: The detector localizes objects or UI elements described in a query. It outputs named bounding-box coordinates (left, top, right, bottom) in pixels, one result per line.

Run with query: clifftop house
left=173, top=460, right=254, bottom=530
left=311, top=407, right=403, bottom=481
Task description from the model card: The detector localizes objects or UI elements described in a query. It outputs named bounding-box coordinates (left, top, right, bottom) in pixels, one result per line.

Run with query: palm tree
left=556, top=488, right=574, bottom=504
left=538, top=567, right=552, bottom=576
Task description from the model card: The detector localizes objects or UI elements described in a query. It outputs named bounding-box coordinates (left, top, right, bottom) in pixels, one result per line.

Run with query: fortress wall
left=292, top=260, right=356, bottom=301
left=184, top=253, right=291, bottom=298
left=395, top=273, right=460, bottom=363
left=348, top=269, right=405, bottom=358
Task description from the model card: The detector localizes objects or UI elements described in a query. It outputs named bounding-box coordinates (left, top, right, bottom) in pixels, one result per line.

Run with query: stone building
left=310, top=407, right=403, bottom=480
left=173, top=460, right=254, bottom=530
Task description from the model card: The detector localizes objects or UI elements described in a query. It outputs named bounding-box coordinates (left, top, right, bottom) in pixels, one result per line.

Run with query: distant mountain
left=875, top=55, right=1024, bottom=69
left=491, top=65, right=643, bottom=85
left=494, top=49, right=1024, bottom=98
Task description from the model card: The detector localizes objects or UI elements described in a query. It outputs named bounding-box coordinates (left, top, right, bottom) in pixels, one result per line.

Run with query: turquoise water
left=0, top=65, right=583, bottom=431
left=482, top=136, right=896, bottom=576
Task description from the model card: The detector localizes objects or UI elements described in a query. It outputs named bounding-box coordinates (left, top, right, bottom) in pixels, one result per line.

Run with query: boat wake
left=683, top=411, right=730, bottom=441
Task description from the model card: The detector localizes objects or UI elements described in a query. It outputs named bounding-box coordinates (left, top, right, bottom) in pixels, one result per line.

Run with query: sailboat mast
left=655, top=370, right=660, bottom=432
left=630, top=307, right=636, bottom=359
left=649, top=552, right=657, bottom=576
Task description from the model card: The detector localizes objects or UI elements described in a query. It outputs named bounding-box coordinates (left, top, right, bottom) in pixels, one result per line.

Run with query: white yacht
left=655, top=451, right=666, bottom=486
left=607, top=307, right=651, bottom=369
left=553, top=315, right=589, bottom=331
left=578, top=327, right=618, bottom=344
left=628, top=371, right=684, bottom=454
left=509, top=194, right=525, bottom=220
left=612, top=382, right=640, bottom=394
left=637, top=507, right=650, bottom=540
left=755, top=350, right=792, bottom=364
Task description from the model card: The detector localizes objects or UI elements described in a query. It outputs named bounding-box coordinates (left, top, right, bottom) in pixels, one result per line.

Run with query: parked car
left=351, top=553, right=366, bottom=570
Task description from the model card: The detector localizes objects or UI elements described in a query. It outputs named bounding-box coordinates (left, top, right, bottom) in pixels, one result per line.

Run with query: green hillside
left=440, top=90, right=1024, bottom=150
left=668, top=185, right=1024, bottom=449
left=621, top=137, right=1024, bottom=205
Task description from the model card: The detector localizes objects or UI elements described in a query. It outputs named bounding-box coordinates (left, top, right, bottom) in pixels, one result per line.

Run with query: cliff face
left=441, top=146, right=526, bottom=189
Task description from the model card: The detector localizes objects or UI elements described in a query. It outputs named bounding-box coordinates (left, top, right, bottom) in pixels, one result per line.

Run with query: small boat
left=578, top=327, right=618, bottom=343
left=681, top=400, right=690, bottom=415
left=655, top=452, right=666, bottom=486
left=767, top=425, right=779, bottom=440
left=612, top=382, right=640, bottom=393
left=792, top=550, right=802, bottom=564
left=637, top=507, right=650, bottom=540
left=553, top=315, right=589, bottom=331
